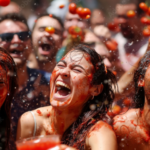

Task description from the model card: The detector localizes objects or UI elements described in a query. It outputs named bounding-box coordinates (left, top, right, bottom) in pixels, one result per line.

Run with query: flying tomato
left=76, top=7, right=83, bottom=17
left=86, top=15, right=90, bottom=19
left=139, top=2, right=148, bottom=12
left=59, top=4, right=65, bottom=9
left=45, top=27, right=55, bottom=34
left=105, top=40, right=118, bottom=51
left=147, top=7, right=150, bottom=16
left=69, top=3, right=77, bottom=14
left=127, top=10, right=136, bottom=18
left=49, top=14, right=53, bottom=17
left=143, top=28, right=150, bottom=37
left=0, top=0, right=10, bottom=6
left=81, top=8, right=91, bottom=19
left=140, top=17, right=150, bottom=25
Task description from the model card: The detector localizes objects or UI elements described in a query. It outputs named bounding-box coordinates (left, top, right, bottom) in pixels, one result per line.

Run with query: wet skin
left=17, top=50, right=117, bottom=150
left=113, top=67, right=150, bottom=150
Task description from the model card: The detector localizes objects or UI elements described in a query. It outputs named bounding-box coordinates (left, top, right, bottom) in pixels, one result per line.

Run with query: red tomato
left=86, top=15, right=90, bottom=19
left=111, top=39, right=118, bottom=46
left=0, top=0, right=10, bottom=6
left=148, top=7, right=150, bottom=16
left=112, top=71, right=117, bottom=76
left=69, top=3, right=77, bottom=14
left=140, top=17, right=150, bottom=25
left=139, top=2, right=148, bottom=12
left=68, top=26, right=82, bottom=36
left=107, top=22, right=120, bottom=32
left=76, top=7, right=83, bottom=17
left=45, top=27, right=55, bottom=34
left=49, top=14, right=53, bottom=17
left=143, top=28, right=150, bottom=37
left=123, top=98, right=131, bottom=107
left=80, top=8, right=91, bottom=19
left=107, top=109, right=114, bottom=117
left=112, top=105, right=121, bottom=115
left=127, top=10, right=136, bottom=18
left=105, top=40, right=117, bottom=51
left=59, top=4, right=65, bottom=9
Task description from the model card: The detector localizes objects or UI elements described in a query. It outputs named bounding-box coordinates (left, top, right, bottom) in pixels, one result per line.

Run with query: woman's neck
left=50, top=106, right=83, bottom=137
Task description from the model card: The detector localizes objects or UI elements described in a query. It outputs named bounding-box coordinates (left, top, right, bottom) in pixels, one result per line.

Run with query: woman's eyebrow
left=58, top=60, right=67, bottom=65
left=72, top=64, right=88, bottom=74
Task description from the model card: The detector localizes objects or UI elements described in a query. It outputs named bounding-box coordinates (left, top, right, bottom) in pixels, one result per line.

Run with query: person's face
left=0, top=20, right=32, bottom=67
left=0, top=65, right=9, bottom=108
left=50, top=50, right=94, bottom=108
left=32, top=16, right=63, bottom=62
left=64, top=12, right=88, bottom=33
left=90, top=9, right=105, bottom=29
left=115, top=3, right=139, bottom=39
left=84, top=31, right=112, bottom=68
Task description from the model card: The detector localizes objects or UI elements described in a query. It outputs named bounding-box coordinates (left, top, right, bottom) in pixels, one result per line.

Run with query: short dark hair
left=0, top=13, right=29, bottom=30
left=134, top=51, right=150, bottom=108
left=32, top=13, right=64, bottom=31
left=118, top=0, right=146, bottom=15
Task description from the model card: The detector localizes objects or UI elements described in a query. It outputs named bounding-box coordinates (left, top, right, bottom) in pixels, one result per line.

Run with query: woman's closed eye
left=73, top=67, right=82, bottom=73
left=57, top=63, right=65, bottom=68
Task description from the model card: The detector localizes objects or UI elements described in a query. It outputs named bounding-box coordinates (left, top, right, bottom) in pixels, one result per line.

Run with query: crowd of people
left=0, top=0, right=150, bottom=149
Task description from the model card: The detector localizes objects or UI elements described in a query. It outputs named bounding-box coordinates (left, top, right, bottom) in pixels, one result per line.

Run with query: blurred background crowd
left=0, top=0, right=149, bottom=149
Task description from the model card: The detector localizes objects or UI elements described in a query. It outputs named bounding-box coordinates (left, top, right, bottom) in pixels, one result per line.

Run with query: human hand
left=93, top=25, right=111, bottom=39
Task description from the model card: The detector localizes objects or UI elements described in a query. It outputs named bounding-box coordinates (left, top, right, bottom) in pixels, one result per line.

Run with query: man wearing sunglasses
left=0, top=13, right=50, bottom=146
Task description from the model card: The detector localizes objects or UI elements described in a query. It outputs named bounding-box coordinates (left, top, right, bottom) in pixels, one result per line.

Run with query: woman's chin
left=50, top=92, right=72, bottom=107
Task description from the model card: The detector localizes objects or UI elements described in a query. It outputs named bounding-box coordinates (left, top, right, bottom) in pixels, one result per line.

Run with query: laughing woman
left=0, top=48, right=18, bottom=150
left=17, top=44, right=117, bottom=150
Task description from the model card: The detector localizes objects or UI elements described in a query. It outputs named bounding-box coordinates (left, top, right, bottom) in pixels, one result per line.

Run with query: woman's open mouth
left=53, top=81, right=71, bottom=101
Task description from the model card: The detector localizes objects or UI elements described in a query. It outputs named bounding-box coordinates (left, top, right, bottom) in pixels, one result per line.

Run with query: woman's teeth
left=56, top=81, right=71, bottom=90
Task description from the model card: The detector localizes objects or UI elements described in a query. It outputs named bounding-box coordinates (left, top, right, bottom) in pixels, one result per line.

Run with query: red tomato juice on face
left=17, top=137, right=60, bottom=150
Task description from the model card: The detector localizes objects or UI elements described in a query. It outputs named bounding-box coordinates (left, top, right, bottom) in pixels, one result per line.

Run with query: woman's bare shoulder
left=86, top=121, right=117, bottom=150
left=32, top=106, right=52, bottom=118
left=88, top=120, right=113, bottom=137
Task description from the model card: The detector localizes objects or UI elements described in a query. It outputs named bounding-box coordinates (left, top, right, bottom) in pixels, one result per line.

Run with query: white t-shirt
left=113, top=33, right=149, bottom=71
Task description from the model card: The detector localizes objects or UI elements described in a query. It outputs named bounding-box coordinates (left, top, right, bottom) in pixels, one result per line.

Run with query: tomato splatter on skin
left=51, top=122, right=55, bottom=133
left=37, top=110, right=42, bottom=116
left=87, top=74, right=93, bottom=83
left=57, top=101, right=59, bottom=106
left=87, top=121, right=112, bottom=138
left=131, top=120, right=137, bottom=127
left=64, top=98, right=71, bottom=105
left=61, top=56, right=65, bottom=60
left=47, top=112, right=51, bottom=117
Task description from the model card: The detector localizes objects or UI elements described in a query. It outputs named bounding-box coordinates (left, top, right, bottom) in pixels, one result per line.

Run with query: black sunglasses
left=0, top=31, right=31, bottom=42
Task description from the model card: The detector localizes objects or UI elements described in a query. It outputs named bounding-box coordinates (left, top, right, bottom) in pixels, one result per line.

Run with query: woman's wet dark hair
left=62, top=44, right=117, bottom=149
left=134, top=51, right=150, bottom=108
left=0, top=47, right=18, bottom=149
